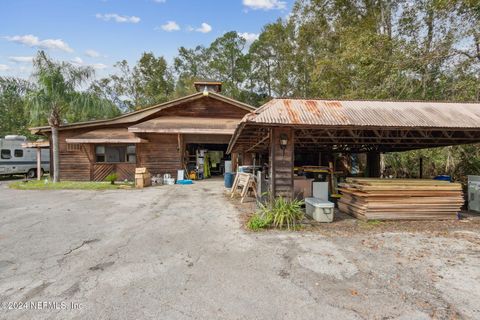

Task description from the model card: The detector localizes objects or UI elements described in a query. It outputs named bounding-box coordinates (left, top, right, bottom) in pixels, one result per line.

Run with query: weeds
left=105, top=172, right=118, bottom=185
left=247, top=196, right=305, bottom=231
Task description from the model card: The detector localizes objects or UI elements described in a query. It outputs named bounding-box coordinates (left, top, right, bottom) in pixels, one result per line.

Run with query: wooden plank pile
left=338, top=178, right=464, bottom=220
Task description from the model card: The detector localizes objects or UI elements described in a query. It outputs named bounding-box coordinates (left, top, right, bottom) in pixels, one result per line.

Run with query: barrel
left=224, top=172, right=235, bottom=188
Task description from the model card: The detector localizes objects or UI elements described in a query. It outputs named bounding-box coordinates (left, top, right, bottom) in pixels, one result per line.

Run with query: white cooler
left=305, top=198, right=334, bottom=222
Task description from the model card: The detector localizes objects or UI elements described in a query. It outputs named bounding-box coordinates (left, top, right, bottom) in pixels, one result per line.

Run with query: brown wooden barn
left=31, top=82, right=255, bottom=181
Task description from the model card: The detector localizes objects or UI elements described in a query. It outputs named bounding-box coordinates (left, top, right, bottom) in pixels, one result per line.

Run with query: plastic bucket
left=224, top=172, right=235, bottom=188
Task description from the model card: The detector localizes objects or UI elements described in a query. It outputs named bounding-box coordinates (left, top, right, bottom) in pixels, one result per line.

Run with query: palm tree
left=28, top=51, right=118, bottom=182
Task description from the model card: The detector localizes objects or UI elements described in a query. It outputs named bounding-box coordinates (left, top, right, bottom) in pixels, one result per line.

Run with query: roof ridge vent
left=194, top=81, right=222, bottom=93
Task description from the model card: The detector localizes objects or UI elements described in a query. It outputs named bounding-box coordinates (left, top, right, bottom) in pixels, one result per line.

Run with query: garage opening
left=185, top=143, right=231, bottom=179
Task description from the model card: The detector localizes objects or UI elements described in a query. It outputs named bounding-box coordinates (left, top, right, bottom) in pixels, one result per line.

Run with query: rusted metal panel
left=249, top=99, right=480, bottom=128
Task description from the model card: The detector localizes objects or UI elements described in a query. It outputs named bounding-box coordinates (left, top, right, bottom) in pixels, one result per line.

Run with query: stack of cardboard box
left=135, top=167, right=151, bottom=188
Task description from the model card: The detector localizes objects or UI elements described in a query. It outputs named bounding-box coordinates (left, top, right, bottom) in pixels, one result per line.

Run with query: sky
left=0, top=0, right=291, bottom=79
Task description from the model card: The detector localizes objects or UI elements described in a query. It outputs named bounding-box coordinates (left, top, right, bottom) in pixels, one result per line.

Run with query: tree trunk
left=51, top=126, right=60, bottom=182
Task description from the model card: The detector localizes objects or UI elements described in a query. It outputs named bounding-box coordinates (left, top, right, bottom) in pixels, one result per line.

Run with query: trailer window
left=14, top=149, right=23, bottom=157
left=1, top=149, right=11, bottom=159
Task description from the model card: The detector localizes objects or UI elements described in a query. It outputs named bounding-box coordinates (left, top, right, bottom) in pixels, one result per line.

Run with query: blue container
left=224, top=172, right=235, bottom=188
left=177, top=179, right=193, bottom=185
left=434, top=175, right=451, bottom=182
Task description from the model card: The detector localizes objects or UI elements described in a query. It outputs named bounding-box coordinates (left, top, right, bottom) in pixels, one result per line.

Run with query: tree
left=27, top=51, right=118, bottom=182
left=206, top=31, right=249, bottom=99
left=0, top=77, right=34, bottom=138
left=92, top=52, right=175, bottom=111
left=173, top=46, right=209, bottom=98
left=249, top=20, right=297, bottom=98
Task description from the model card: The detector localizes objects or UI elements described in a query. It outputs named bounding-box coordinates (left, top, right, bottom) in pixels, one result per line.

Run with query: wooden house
left=31, top=82, right=255, bottom=181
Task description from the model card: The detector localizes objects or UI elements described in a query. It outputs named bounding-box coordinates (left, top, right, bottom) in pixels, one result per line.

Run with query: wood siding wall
left=159, top=97, right=249, bottom=118
left=137, top=134, right=181, bottom=177
left=58, top=130, right=93, bottom=181
left=269, top=127, right=294, bottom=198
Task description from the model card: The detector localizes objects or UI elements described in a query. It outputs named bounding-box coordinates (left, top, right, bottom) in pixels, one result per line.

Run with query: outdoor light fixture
left=279, top=133, right=288, bottom=156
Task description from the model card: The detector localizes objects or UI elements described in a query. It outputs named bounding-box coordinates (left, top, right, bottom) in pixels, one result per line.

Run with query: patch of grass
left=9, top=179, right=133, bottom=190
left=359, top=219, right=383, bottom=228
left=247, top=214, right=271, bottom=231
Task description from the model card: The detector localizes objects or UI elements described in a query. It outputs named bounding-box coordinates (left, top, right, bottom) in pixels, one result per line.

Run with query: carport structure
left=227, top=99, right=480, bottom=198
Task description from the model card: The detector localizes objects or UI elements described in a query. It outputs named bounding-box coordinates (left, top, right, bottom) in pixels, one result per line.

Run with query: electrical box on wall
left=468, top=175, right=480, bottom=213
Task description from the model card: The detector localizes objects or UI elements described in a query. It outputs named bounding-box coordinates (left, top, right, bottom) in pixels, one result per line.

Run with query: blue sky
left=0, top=0, right=290, bottom=78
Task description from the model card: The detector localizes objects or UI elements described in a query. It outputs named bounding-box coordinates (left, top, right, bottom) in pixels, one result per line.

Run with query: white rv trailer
left=0, top=135, right=50, bottom=178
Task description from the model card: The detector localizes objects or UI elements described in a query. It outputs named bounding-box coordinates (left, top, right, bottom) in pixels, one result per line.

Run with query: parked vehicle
left=0, top=135, right=50, bottom=178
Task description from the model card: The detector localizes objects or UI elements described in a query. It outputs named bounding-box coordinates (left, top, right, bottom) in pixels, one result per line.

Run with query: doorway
left=184, top=143, right=230, bottom=179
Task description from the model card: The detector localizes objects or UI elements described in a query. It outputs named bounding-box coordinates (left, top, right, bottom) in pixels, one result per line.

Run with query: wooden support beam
left=270, top=127, right=294, bottom=199
left=36, top=148, right=41, bottom=180
left=246, top=133, right=270, bottom=153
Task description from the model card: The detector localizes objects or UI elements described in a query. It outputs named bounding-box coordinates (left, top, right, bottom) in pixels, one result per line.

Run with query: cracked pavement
left=0, top=178, right=479, bottom=319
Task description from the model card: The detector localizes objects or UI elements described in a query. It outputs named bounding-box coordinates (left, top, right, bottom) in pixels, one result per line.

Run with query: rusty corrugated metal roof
left=246, top=99, right=480, bottom=128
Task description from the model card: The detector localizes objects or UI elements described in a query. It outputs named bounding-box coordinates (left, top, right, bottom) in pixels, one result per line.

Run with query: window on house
left=14, top=149, right=23, bottom=157
left=1, top=149, right=11, bottom=159
left=95, top=145, right=136, bottom=163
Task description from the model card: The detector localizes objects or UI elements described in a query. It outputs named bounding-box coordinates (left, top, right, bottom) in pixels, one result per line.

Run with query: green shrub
left=247, top=214, right=271, bottom=231
left=254, top=196, right=305, bottom=230
left=105, top=172, right=118, bottom=185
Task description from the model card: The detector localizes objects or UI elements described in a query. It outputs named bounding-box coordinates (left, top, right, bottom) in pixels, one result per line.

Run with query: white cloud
left=70, top=57, right=107, bottom=70
left=71, top=57, right=84, bottom=65
left=96, top=13, right=140, bottom=24
left=195, top=22, right=212, bottom=33
left=85, top=49, right=101, bottom=58
left=239, top=32, right=259, bottom=45
left=5, top=34, right=73, bottom=52
left=91, top=63, right=107, bottom=70
left=160, top=21, right=180, bottom=32
left=153, top=0, right=166, bottom=3
left=8, top=56, right=34, bottom=63
left=0, top=64, right=10, bottom=71
left=243, top=0, right=286, bottom=10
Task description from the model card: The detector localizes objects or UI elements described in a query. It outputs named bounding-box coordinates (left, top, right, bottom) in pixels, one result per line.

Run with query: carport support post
left=269, top=127, right=294, bottom=199
left=36, top=147, right=41, bottom=181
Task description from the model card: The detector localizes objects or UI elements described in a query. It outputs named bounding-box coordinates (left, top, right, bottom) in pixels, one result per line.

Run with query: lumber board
left=339, top=178, right=463, bottom=221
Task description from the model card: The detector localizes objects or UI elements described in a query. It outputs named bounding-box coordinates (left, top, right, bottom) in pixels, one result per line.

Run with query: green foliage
left=91, top=52, right=175, bottom=112
left=105, top=172, right=119, bottom=185
left=384, top=144, right=480, bottom=184
left=27, top=50, right=120, bottom=127
left=255, top=196, right=305, bottom=230
left=247, top=214, right=271, bottom=231
left=0, top=77, right=35, bottom=138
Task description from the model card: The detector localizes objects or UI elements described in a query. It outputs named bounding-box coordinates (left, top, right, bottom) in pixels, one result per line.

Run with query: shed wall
left=137, top=134, right=181, bottom=177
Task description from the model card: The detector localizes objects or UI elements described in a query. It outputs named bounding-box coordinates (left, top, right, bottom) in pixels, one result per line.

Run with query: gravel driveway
left=0, top=179, right=479, bottom=319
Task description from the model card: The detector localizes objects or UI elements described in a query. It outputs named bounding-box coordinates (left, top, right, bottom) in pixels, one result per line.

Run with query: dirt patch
left=231, top=194, right=480, bottom=239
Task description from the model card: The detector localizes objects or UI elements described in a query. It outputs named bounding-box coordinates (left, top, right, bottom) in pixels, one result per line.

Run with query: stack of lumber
left=338, top=178, right=464, bottom=220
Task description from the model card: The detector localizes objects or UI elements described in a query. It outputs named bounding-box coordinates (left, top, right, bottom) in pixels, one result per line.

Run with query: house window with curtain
left=95, top=145, right=136, bottom=163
